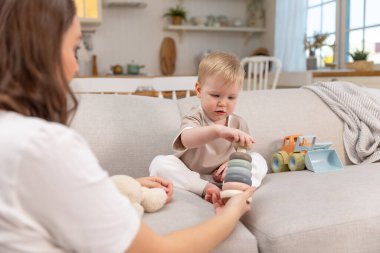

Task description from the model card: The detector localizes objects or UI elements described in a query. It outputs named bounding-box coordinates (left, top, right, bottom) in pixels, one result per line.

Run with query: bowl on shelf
left=190, top=16, right=207, bottom=26
left=110, top=64, right=124, bottom=75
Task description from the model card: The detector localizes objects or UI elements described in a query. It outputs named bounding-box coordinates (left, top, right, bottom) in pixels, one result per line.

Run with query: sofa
left=70, top=87, right=380, bottom=253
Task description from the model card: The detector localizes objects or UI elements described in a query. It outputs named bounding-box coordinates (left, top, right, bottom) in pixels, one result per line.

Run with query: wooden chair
left=241, top=56, right=282, bottom=90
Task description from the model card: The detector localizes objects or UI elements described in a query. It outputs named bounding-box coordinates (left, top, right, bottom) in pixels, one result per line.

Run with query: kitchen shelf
left=164, top=25, right=265, bottom=43
left=103, top=0, right=147, bottom=8
left=165, top=25, right=265, bottom=33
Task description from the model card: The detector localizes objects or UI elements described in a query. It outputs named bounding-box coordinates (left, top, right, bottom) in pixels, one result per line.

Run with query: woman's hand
left=212, top=187, right=255, bottom=217
left=137, top=176, right=173, bottom=203
left=216, top=126, right=255, bottom=148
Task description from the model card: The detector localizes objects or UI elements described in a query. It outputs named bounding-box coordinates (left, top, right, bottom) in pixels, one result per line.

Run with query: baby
left=149, top=52, right=268, bottom=202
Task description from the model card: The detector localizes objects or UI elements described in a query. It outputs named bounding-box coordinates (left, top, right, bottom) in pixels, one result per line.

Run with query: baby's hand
left=203, top=183, right=221, bottom=203
left=218, top=126, right=255, bottom=148
left=212, top=161, right=228, bottom=183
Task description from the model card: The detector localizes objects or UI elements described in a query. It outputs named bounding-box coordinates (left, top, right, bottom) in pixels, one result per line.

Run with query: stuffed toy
left=111, top=175, right=167, bottom=217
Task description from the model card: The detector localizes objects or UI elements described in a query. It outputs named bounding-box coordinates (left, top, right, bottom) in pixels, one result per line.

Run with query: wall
left=78, top=0, right=275, bottom=76
left=261, top=0, right=275, bottom=60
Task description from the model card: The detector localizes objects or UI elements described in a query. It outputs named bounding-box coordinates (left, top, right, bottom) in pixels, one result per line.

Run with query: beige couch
left=71, top=88, right=380, bottom=253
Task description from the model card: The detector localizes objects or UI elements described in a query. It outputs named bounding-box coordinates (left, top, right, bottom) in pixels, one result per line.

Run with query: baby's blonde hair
left=197, top=52, right=244, bottom=87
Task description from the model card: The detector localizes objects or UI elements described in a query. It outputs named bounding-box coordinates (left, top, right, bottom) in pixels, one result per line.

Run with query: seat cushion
left=143, top=188, right=258, bottom=253
left=242, top=163, right=380, bottom=253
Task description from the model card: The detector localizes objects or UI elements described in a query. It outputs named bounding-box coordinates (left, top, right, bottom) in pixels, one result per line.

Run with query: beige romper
left=149, top=106, right=267, bottom=196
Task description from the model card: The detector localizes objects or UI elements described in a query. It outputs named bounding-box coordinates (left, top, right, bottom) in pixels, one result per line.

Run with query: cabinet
left=74, top=0, right=102, bottom=24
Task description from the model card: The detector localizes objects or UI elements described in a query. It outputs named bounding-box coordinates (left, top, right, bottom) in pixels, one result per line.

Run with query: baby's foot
left=203, top=183, right=220, bottom=203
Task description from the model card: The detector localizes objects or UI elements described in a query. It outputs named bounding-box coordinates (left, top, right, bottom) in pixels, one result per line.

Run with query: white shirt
left=0, top=112, right=140, bottom=253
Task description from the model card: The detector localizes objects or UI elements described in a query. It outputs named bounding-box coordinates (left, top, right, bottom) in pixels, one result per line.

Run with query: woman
left=0, top=0, right=254, bottom=252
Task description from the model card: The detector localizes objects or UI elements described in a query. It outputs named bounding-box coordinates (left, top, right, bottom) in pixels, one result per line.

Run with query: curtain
left=274, top=0, right=307, bottom=71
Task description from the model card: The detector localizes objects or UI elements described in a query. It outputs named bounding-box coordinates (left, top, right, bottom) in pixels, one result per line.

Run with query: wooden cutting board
left=159, top=37, right=176, bottom=76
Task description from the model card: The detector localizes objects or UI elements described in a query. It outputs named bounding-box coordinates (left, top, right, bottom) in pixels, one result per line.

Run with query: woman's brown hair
left=0, top=0, right=78, bottom=125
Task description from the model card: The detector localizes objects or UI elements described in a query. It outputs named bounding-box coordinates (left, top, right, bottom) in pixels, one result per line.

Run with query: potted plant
left=346, top=49, right=373, bottom=71
left=163, top=5, right=187, bottom=25
left=304, top=33, right=329, bottom=70
left=349, top=49, right=369, bottom=61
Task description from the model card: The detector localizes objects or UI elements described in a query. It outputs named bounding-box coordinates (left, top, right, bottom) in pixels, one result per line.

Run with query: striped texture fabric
left=304, top=81, right=380, bottom=164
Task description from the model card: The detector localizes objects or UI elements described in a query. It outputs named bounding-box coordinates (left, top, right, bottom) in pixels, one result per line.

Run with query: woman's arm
left=126, top=188, right=254, bottom=253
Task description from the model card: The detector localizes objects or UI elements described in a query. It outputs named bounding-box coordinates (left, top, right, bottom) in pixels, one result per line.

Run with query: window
left=306, top=0, right=336, bottom=68
left=306, top=0, right=380, bottom=68
left=346, top=0, right=380, bottom=63
left=74, top=0, right=101, bottom=24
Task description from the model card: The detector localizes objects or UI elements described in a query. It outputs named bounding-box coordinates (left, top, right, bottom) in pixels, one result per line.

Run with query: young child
left=149, top=52, right=268, bottom=202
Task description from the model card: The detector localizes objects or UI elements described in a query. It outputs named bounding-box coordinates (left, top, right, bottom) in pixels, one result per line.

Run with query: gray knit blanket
left=303, top=81, right=380, bottom=164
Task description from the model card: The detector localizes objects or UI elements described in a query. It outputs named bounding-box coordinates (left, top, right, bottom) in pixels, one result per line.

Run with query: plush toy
left=111, top=175, right=167, bottom=217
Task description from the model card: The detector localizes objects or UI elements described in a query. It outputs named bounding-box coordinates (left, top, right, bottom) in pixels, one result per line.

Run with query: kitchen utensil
left=92, top=55, right=98, bottom=76
left=159, top=37, right=176, bottom=76
left=110, top=64, right=124, bottom=75
left=127, top=62, right=145, bottom=75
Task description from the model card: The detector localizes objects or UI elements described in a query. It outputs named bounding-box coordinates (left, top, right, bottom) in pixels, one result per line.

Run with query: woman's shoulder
left=0, top=111, right=100, bottom=178
left=0, top=112, right=96, bottom=182
left=2, top=111, right=74, bottom=133
left=0, top=111, right=86, bottom=151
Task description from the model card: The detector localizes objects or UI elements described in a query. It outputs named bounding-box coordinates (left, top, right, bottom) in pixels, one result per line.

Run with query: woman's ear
left=195, top=82, right=201, bottom=98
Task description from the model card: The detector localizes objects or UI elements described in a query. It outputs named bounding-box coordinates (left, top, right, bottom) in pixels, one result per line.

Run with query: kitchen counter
left=75, top=71, right=380, bottom=90
left=277, top=69, right=380, bottom=89
left=76, top=75, right=152, bottom=78
left=70, top=76, right=198, bottom=99
left=312, top=69, right=380, bottom=77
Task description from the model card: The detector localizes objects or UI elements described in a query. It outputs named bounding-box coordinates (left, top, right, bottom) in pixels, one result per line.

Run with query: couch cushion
left=242, top=163, right=380, bottom=253
left=71, top=94, right=181, bottom=178
left=143, top=188, right=258, bottom=253
left=236, top=89, right=348, bottom=167
left=177, top=89, right=349, bottom=167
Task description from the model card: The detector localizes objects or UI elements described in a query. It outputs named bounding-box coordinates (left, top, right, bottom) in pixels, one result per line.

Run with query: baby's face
left=196, top=75, right=241, bottom=124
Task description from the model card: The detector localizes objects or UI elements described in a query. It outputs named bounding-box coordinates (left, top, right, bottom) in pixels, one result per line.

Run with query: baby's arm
left=217, top=125, right=255, bottom=147
left=181, top=125, right=255, bottom=149
left=180, top=125, right=220, bottom=148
